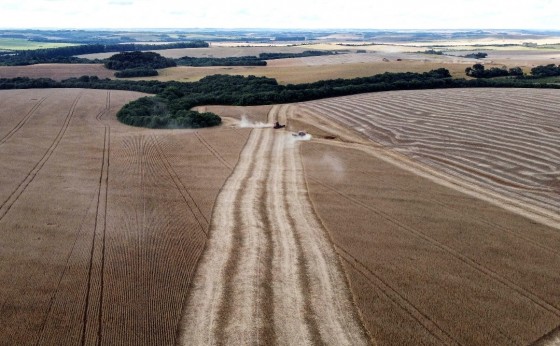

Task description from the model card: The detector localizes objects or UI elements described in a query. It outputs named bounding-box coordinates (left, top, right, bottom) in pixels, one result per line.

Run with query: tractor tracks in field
left=154, top=136, right=209, bottom=234
left=178, top=106, right=369, bottom=345
left=81, top=91, right=111, bottom=346
left=0, top=92, right=82, bottom=223
left=305, top=173, right=551, bottom=344
left=195, top=131, right=232, bottom=171
left=306, top=174, right=560, bottom=317
left=309, top=173, right=560, bottom=317
left=336, top=245, right=461, bottom=346
left=0, top=96, right=47, bottom=146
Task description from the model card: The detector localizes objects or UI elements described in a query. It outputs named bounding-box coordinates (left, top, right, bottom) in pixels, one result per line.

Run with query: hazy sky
left=1, top=0, right=559, bottom=29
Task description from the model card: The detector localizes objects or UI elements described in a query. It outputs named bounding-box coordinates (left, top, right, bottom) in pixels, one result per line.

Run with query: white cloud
left=0, top=0, right=558, bottom=29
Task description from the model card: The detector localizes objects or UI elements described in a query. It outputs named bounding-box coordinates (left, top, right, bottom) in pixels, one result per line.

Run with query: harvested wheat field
left=178, top=105, right=369, bottom=345
left=296, top=88, right=560, bottom=220
left=140, top=59, right=474, bottom=84
left=3, top=86, right=560, bottom=346
left=280, top=89, right=560, bottom=345
left=0, top=64, right=114, bottom=80
left=0, top=88, right=249, bottom=345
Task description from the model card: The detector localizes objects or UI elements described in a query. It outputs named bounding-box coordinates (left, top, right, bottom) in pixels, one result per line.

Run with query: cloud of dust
left=238, top=115, right=272, bottom=128
left=293, top=133, right=313, bottom=141
left=318, top=152, right=345, bottom=181
left=285, top=132, right=313, bottom=148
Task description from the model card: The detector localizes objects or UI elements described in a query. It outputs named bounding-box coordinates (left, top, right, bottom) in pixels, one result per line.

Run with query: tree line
left=258, top=50, right=336, bottom=60
left=174, top=50, right=339, bottom=67
left=176, top=56, right=266, bottom=67
left=466, top=63, right=560, bottom=79
left=465, top=63, right=523, bottom=78
left=0, top=41, right=209, bottom=66
left=2, top=68, right=559, bottom=129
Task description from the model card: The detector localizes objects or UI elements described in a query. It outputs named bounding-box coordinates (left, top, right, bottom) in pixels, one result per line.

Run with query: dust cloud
left=238, top=115, right=272, bottom=128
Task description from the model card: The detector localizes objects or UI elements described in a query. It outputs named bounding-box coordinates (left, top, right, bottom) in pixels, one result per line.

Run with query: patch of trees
left=176, top=56, right=267, bottom=66
left=119, top=70, right=458, bottom=128
left=114, top=68, right=159, bottom=78
left=465, top=63, right=523, bottom=78
left=104, top=51, right=176, bottom=70
left=0, top=41, right=208, bottom=66
left=530, top=64, right=560, bottom=78
left=175, top=51, right=343, bottom=66
left=463, top=52, right=488, bottom=59
left=116, top=96, right=221, bottom=128
left=258, top=50, right=336, bottom=60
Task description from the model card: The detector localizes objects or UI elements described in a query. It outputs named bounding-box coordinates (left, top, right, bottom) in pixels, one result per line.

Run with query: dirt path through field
left=178, top=106, right=369, bottom=345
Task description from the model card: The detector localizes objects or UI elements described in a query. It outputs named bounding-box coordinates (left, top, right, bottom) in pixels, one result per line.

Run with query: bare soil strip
left=179, top=106, right=369, bottom=345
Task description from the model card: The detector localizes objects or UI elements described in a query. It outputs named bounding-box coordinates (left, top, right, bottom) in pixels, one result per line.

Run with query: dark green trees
left=104, top=51, right=176, bottom=70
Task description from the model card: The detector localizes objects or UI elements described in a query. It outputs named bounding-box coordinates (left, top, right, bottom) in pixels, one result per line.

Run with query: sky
left=1, top=0, right=559, bottom=30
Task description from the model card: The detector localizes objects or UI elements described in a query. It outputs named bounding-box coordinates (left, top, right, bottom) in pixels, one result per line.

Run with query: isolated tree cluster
left=465, top=63, right=523, bottom=78
left=530, top=64, right=560, bottom=78
left=104, top=51, right=176, bottom=70
left=463, top=52, right=488, bottom=59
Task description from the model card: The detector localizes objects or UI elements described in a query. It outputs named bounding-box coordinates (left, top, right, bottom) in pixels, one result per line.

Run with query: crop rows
left=0, top=89, right=243, bottom=345
left=301, top=139, right=560, bottom=345
left=298, top=88, right=560, bottom=216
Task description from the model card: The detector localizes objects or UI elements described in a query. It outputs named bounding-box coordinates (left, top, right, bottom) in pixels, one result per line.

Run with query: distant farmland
left=0, top=64, right=114, bottom=80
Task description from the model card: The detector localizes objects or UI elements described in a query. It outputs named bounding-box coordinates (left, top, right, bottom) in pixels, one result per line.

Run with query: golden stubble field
left=288, top=89, right=560, bottom=345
